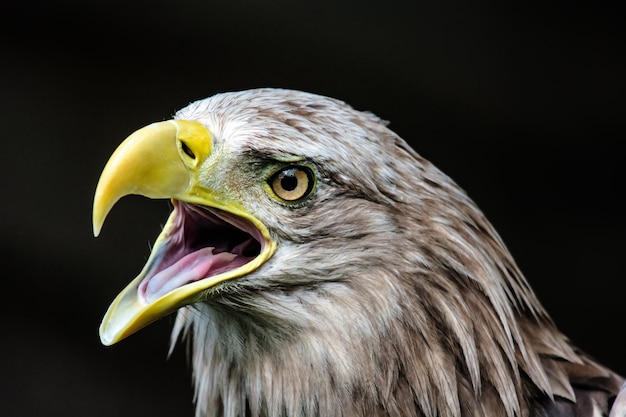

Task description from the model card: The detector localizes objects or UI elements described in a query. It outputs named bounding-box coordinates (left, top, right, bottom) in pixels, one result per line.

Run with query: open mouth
left=93, top=119, right=280, bottom=345
left=138, top=201, right=264, bottom=303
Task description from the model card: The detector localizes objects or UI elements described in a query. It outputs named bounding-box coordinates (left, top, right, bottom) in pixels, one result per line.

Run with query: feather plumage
left=97, top=88, right=623, bottom=417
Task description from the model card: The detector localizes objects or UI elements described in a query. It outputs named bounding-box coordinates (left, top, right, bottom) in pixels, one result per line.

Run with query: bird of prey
left=93, top=88, right=624, bottom=417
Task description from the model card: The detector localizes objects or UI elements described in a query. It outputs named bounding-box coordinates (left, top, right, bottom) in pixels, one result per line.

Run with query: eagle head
left=93, top=88, right=622, bottom=417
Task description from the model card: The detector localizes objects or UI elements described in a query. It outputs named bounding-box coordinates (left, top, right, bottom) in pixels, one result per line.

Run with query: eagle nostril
left=180, top=141, right=196, bottom=160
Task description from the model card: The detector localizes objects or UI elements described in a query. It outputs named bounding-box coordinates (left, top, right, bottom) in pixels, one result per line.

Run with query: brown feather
left=158, top=88, right=623, bottom=417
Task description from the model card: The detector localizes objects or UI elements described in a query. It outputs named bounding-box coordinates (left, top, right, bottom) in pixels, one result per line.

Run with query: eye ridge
left=269, top=165, right=315, bottom=202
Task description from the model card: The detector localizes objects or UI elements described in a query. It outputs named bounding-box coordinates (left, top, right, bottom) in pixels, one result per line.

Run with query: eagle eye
left=268, top=165, right=315, bottom=202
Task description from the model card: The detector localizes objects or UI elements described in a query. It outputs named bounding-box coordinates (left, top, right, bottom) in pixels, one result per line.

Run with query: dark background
left=1, top=1, right=624, bottom=416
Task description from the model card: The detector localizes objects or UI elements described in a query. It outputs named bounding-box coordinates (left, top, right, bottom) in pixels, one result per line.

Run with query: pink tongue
left=144, top=248, right=237, bottom=303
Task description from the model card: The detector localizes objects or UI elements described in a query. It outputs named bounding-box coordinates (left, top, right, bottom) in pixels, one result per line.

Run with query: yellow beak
left=93, top=120, right=276, bottom=346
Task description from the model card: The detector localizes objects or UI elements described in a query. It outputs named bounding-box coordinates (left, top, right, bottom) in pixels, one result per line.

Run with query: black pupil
left=281, top=171, right=298, bottom=191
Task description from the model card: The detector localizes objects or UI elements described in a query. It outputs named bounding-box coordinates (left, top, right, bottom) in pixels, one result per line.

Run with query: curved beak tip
left=92, top=198, right=109, bottom=237
left=91, top=120, right=212, bottom=240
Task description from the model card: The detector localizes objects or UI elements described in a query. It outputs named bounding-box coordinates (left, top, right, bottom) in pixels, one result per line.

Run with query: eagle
left=93, top=88, right=624, bottom=417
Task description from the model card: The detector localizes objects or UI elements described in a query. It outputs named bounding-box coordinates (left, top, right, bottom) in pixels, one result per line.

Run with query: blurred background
left=1, top=1, right=624, bottom=416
